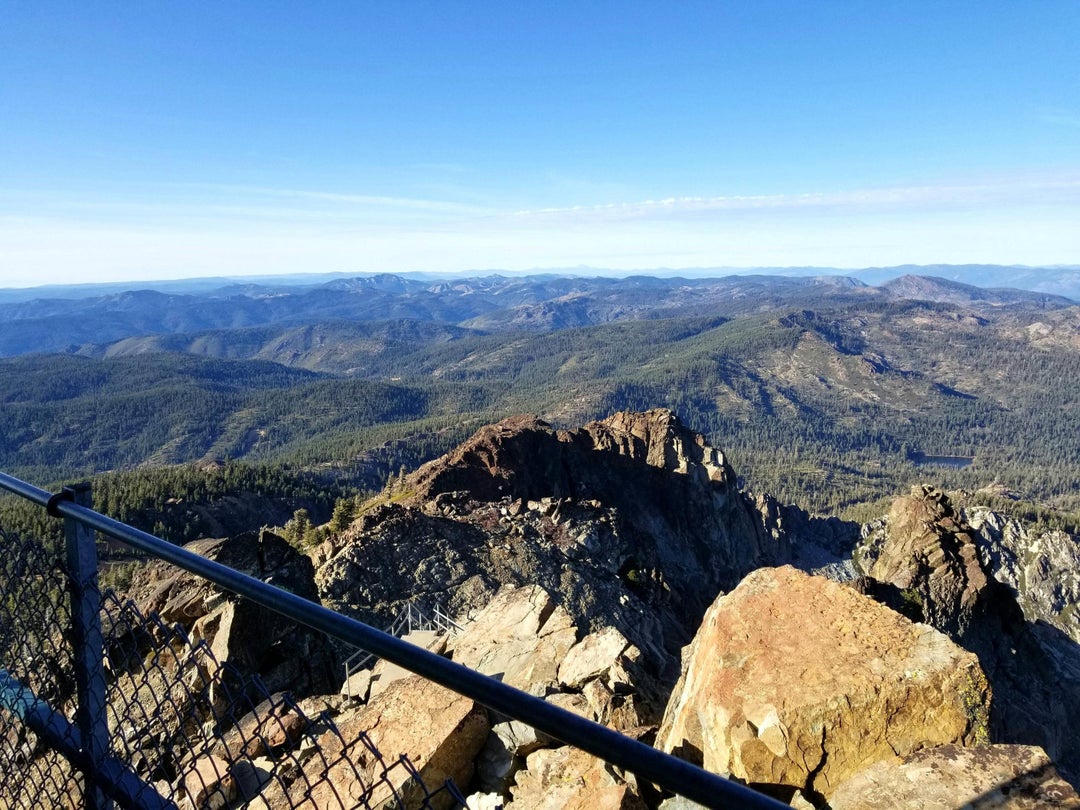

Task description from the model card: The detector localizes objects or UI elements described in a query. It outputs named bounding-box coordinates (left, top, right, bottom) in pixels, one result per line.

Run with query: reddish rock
left=182, top=754, right=236, bottom=810
left=657, top=566, right=990, bottom=799
left=297, top=675, right=489, bottom=810
left=506, top=745, right=646, bottom=810
left=211, top=692, right=308, bottom=761
left=830, top=744, right=1080, bottom=809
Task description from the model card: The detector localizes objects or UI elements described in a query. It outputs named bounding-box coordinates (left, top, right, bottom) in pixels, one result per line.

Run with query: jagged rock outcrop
left=965, top=506, right=1080, bottom=644
left=829, top=744, right=1080, bottom=809
left=853, top=487, right=1080, bottom=787
left=124, top=529, right=336, bottom=699
left=656, top=566, right=990, bottom=801
left=318, top=498, right=673, bottom=680
left=318, top=410, right=778, bottom=688
left=860, top=485, right=990, bottom=639
left=402, top=409, right=775, bottom=611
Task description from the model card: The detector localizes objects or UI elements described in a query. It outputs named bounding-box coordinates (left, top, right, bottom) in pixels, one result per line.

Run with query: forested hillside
left=2, top=278, right=1078, bottom=530
left=1, top=271, right=1072, bottom=356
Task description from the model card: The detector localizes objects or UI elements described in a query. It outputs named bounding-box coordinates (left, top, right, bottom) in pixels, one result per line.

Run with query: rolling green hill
left=2, top=294, right=1078, bottom=522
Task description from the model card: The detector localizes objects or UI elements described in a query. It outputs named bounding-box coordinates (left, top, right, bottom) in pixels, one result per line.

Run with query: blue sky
left=1, top=2, right=1078, bottom=286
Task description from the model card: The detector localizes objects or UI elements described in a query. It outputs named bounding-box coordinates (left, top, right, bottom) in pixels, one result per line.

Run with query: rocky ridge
left=853, top=485, right=1080, bottom=786
left=313, top=412, right=1079, bottom=805
left=317, top=409, right=792, bottom=699
left=100, top=410, right=1080, bottom=808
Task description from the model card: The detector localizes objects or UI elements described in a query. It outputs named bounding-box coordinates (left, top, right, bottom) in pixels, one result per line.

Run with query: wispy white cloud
left=0, top=183, right=499, bottom=231
left=507, top=175, right=1080, bottom=223
left=181, top=183, right=497, bottom=215
left=2, top=172, right=1078, bottom=286
left=8, top=174, right=1076, bottom=231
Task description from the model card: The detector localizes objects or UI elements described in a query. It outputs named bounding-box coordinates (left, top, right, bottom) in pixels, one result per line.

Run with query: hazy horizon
left=4, top=262, right=1080, bottom=301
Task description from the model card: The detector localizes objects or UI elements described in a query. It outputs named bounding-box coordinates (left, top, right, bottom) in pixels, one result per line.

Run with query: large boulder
left=446, top=584, right=577, bottom=695
left=297, top=675, right=489, bottom=810
left=656, top=566, right=990, bottom=800
left=181, top=753, right=237, bottom=810
left=829, top=744, right=1080, bottom=809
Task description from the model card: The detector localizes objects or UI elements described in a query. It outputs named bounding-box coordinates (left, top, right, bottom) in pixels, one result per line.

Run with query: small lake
left=912, top=453, right=974, bottom=469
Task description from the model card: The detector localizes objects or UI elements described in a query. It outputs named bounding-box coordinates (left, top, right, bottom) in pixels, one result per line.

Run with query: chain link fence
left=0, top=526, right=466, bottom=810
left=0, top=472, right=789, bottom=810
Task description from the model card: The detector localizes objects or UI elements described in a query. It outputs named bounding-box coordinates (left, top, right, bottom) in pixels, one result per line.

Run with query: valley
left=2, top=271, right=1080, bottom=807
left=1, top=272, right=1078, bottom=529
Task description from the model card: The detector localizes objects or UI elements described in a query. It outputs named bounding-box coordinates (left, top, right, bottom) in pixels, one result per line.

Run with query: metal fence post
left=62, top=483, right=112, bottom=810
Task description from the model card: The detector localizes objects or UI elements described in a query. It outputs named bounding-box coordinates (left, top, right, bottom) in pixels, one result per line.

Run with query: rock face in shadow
left=749, top=492, right=861, bottom=579
left=128, top=528, right=336, bottom=698
left=317, top=410, right=780, bottom=692
left=854, top=486, right=1080, bottom=786
left=656, top=566, right=990, bottom=801
left=829, top=744, right=1080, bottom=809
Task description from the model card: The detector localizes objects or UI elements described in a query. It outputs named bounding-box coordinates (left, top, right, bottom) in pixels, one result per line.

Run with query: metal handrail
left=0, top=471, right=788, bottom=810
left=343, top=600, right=465, bottom=693
left=0, top=671, right=177, bottom=810
left=342, top=606, right=413, bottom=689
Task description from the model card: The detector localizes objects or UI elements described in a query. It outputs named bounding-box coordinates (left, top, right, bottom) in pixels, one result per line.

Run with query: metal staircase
left=342, top=601, right=464, bottom=697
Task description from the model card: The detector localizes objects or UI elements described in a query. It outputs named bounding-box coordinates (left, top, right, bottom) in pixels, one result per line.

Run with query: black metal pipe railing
left=0, top=671, right=178, bottom=810
left=0, top=471, right=788, bottom=810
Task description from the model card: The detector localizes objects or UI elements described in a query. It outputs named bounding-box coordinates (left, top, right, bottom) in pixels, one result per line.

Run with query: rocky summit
left=402, top=408, right=779, bottom=600
left=317, top=409, right=788, bottom=696
left=100, top=410, right=1080, bottom=808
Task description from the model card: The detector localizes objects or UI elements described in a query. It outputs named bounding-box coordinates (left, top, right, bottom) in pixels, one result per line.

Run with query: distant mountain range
left=2, top=265, right=1078, bottom=522
left=1, top=263, right=1078, bottom=303
left=0, top=270, right=1074, bottom=357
